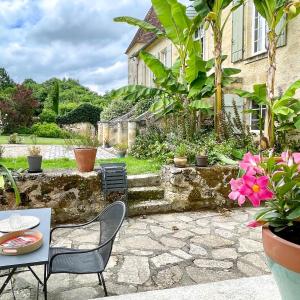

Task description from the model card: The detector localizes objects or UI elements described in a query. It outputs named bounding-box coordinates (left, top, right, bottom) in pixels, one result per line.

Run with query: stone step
left=128, top=186, right=164, bottom=201
left=128, top=199, right=172, bottom=216
left=127, top=173, right=161, bottom=188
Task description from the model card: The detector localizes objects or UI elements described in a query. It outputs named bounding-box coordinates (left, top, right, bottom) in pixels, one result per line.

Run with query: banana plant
left=252, top=0, right=300, bottom=147
left=0, top=164, right=21, bottom=206
left=192, top=0, right=244, bottom=139
left=234, top=80, right=300, bottom=147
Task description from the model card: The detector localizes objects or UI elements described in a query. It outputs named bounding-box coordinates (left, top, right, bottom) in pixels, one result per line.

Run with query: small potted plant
left=27, top=135, right=42, bottom=173
left=229, top=151, right=300, bottom=299
left=103, top=138, right=110, bottom=149
left=65, top=131, right=100, bottom=172
left=196, top=147, right=208, bottom=167
left=115, top=143, right=127, bottom=158
left=174, top=143, right=188, bottom=168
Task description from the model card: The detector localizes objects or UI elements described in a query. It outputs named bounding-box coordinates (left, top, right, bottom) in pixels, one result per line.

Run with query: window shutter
left=276, top=16, right=287, bottom=47
left=231, top=1, right=244, bottom=62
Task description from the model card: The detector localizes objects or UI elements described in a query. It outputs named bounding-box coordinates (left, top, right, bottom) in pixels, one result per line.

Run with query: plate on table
left=0, top=216, right=40, bottom=233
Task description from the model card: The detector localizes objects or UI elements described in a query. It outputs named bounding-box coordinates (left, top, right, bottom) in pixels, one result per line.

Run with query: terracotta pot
left=174, top=157, right=187, bottom=168
left=74, top=148, right=97, bottom=172
left=262, top=227, right=300, bottom=299
left=195, top=155, right=208, bottom=167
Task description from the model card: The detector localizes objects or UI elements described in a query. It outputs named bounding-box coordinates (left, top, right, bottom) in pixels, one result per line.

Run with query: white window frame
left=160, top=48, right=168, bottom=66
left=249, top=100, right=266, bottom=132
left=252, top=5, right=268, bottom=55
left=194, top=27, right=206, bottom=58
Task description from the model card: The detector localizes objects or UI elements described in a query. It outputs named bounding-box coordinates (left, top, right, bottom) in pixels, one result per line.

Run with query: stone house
left=126, top=1, right=300, bottom=133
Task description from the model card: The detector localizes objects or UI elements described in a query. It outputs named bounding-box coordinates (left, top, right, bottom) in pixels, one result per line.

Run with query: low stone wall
left=0, top=170, right=106, bottom=224
left=161, top=165, right=239, bottom=211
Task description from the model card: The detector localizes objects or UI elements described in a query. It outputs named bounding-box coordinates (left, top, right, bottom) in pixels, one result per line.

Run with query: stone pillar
left=117, top=122, right=123, bottom=145
left=128, top=121, right=137, bottom=150
left=102, top=122, right=110, bottom=146
left=97, top=122, right=103, bottom=144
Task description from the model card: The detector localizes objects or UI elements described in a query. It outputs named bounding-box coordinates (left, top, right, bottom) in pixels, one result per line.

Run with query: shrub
left=175, top=144, right=188, bottom=157
left=57, top=103, right=101, bottom=127
left=59, top=103, right=78, bottom=115
left=39, top=109, right=57, bottom=123
left=16, top=126, right=32, bottom=135
left=101, top=99, right=134, bottom=122
left=8, top=133, right=22, bottom=144
left=32, top=123, right=65, bottom=138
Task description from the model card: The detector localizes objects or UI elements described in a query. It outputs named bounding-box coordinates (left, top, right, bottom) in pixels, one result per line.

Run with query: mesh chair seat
left=49, top=247, right=104, bottom=274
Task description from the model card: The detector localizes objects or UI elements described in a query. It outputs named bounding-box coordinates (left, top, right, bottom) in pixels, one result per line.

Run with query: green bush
left=59, top=103, right=78, bottom=115
left=57, top=103, right=101, bottom=127
left=101, top=98, right=134, bottom=122
left=8, top=133, right=22, bottom=144
left=39, top=109, right=57, bottom=123
left=16, top=126, right=32, bottom=135
left=32, top=122, right=65, bottom=138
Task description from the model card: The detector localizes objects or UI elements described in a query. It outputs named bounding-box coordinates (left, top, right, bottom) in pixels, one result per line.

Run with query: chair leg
left=97, top=273, right=102, bottom=286
left=100, top=273, right=108, bottom=297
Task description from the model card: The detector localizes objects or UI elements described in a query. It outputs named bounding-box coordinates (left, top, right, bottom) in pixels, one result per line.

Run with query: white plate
left=0, top=216, right=40, bottom=233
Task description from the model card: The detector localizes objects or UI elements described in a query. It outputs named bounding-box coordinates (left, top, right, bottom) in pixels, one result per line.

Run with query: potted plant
left=27, top=135, right=42, bottom=173
left=65, top=131, right=100, bottom=172
left=174, top=144, right=188, bottom=168
left=103, top=138, right=110, bottom=149
left=229, top=151, right=300, bottom=299
left=196, top=147, right=208, bottom=167
left=115, top=143, right=127, bottom=158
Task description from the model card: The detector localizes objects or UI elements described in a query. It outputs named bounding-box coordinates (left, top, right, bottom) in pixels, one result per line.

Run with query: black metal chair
left=46, top=201, right=126, bottom=297
left=99, top=163, right=128, bottom=212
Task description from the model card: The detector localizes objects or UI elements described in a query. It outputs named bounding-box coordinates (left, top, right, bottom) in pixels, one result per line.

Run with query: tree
left=192, top=0, right=244, bottom=139
left=50, top=80, right=60, bottom=114
left=251, top=0, right=300, bottom=147
left=0, top=68, right=15, bottom=89
left=114, top=0, right=240, bottom=139
left=0, top=85, right=39, bottom=132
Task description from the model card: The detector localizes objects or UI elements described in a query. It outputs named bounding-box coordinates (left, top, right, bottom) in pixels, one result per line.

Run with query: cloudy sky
left=0, top=0, right=153, bottom=94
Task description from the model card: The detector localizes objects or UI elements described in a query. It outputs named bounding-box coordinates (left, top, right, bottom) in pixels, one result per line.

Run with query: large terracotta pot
left=74, top=148, right=97, bottom=172
left=262, top=227, right=300, bottom=300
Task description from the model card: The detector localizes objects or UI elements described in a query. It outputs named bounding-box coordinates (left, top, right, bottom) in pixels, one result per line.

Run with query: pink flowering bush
left=229, top=151, right=300, bottom=230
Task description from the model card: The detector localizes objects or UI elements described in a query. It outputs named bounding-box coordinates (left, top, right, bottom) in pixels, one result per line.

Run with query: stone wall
left=161, top=165, right=239, bottom=211
left=0, top=170, right=106, bottom=225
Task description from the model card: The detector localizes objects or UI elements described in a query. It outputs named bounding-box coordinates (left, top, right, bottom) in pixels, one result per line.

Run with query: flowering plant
left=229, top=152, right=300, bottom=230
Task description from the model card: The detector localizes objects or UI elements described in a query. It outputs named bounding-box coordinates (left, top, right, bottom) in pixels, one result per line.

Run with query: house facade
left=126, top=1, right=300, bottom=132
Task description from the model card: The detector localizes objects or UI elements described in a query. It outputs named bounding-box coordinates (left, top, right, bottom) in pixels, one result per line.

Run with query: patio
left=0, top=207, right=269, bottom=299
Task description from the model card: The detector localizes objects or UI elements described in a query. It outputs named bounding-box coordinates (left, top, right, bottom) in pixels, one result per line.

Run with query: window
left=160, top=48, right=168, bottom=66
left=253, top=6, right=268, bottom=55
left=194, top=27, right=205, bottom=58
left=250, top=101, right=266, bottom=131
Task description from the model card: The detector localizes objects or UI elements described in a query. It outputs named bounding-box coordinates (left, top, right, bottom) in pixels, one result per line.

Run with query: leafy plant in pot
left=115, top=143, right=127, bottom=158
left=65, top=131, right=100, bottom=172
left=174, top=144, right=188, bottom=168
left=229, top=151, right=300, bottom=300
left=196, top=147, right=208, bottom=167
left=27, top=135, right=42, bottom=173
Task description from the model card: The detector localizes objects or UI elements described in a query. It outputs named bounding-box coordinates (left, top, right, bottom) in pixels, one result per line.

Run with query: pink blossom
left=247, top=220, right=266, bottom=228
left=293, top=153, right=300, bottom=164
left=239, top=175, right=273, bottom=207
left=239, top=152, right=262, bottom=175
left=228, top=178, right=246, bottom=206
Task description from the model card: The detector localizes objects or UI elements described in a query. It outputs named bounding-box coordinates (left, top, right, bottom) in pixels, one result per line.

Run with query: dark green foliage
left=32, top=123, right=66, bottom=138
left=57, top=103, right=101, bottom=128
left=101, top=98, right=134, bottom=122
left=39, top=109, right=57, bottom=123
left=0, top=68, right=15, bottom=89
left=50, top=80, right=60, bottom=114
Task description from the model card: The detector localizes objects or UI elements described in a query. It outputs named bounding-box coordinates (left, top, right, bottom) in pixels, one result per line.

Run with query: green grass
left=0, top=135, right=66, bottom=145
left=0, top=156, right=162, bottom=175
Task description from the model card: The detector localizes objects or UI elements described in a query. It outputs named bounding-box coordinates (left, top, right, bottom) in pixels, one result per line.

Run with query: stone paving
left=0, top=208, right=270, bottom=299
left=1, top=144, right=116, bottom=160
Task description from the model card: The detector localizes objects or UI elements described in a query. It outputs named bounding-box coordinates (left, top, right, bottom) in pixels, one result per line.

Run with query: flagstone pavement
left=0, top=207, right=270, bottom=299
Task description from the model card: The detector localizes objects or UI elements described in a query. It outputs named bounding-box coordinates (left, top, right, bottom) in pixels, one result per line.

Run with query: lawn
left=0, top=135, right=66, bottom=145
left=0, top=156, right=162, bottom=175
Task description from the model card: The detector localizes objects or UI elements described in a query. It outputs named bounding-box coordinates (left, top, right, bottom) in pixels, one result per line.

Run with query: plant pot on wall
left=196, top=155, right=208, bottom=167
left=27, top=156, right=43, bottom=173
left=74, top=148, right=97, bottom=172
left=262, top=227, right=300, bottom=300
left=174, top=157, right=187, bottom=168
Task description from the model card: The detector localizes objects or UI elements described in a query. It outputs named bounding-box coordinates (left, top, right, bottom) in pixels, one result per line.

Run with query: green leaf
left=188, top=72, right=207, bottom=98
left=193, top=0, right=212, bottom=18
left=189, top=99, right=212, bottom=111
left=0, top=175, right=4, bottom=189
left=282, top=80, right=300, bottom=100
left=113, top=16, right=165, bottom=37
left=273, top=106, right=294, bottom=116
left=253, top=83, right=267, bottom=100
left=222, top=68, right=241, bottom=76
left=287, top=207, right=300, bottom=220
left=295, top=117, right=300, bottom=129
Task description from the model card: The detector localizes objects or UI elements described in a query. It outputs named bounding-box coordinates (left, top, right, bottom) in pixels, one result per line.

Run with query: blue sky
left=0, top=0, right=189, bottom=94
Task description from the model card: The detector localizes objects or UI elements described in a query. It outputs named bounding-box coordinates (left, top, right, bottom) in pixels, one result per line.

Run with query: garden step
left=127, top=174, right=161, bottom=188
left=128, top=199, right=172, bottom=217
left=128, top=187, right=164, bottom=201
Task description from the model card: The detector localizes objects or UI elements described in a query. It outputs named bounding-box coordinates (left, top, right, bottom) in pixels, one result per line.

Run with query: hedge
left=57, top=103, right=101, bottom=127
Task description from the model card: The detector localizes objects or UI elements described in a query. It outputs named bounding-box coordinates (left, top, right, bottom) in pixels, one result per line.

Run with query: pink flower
left=239, top=152, right=262, bottom=175
left=240, top=175, right=273, bottom=207
left=229, top=178, right=246, bottom=206
left=293, top=153, right=300, bottom=172
left=247, top=220, right=266, bottom=228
